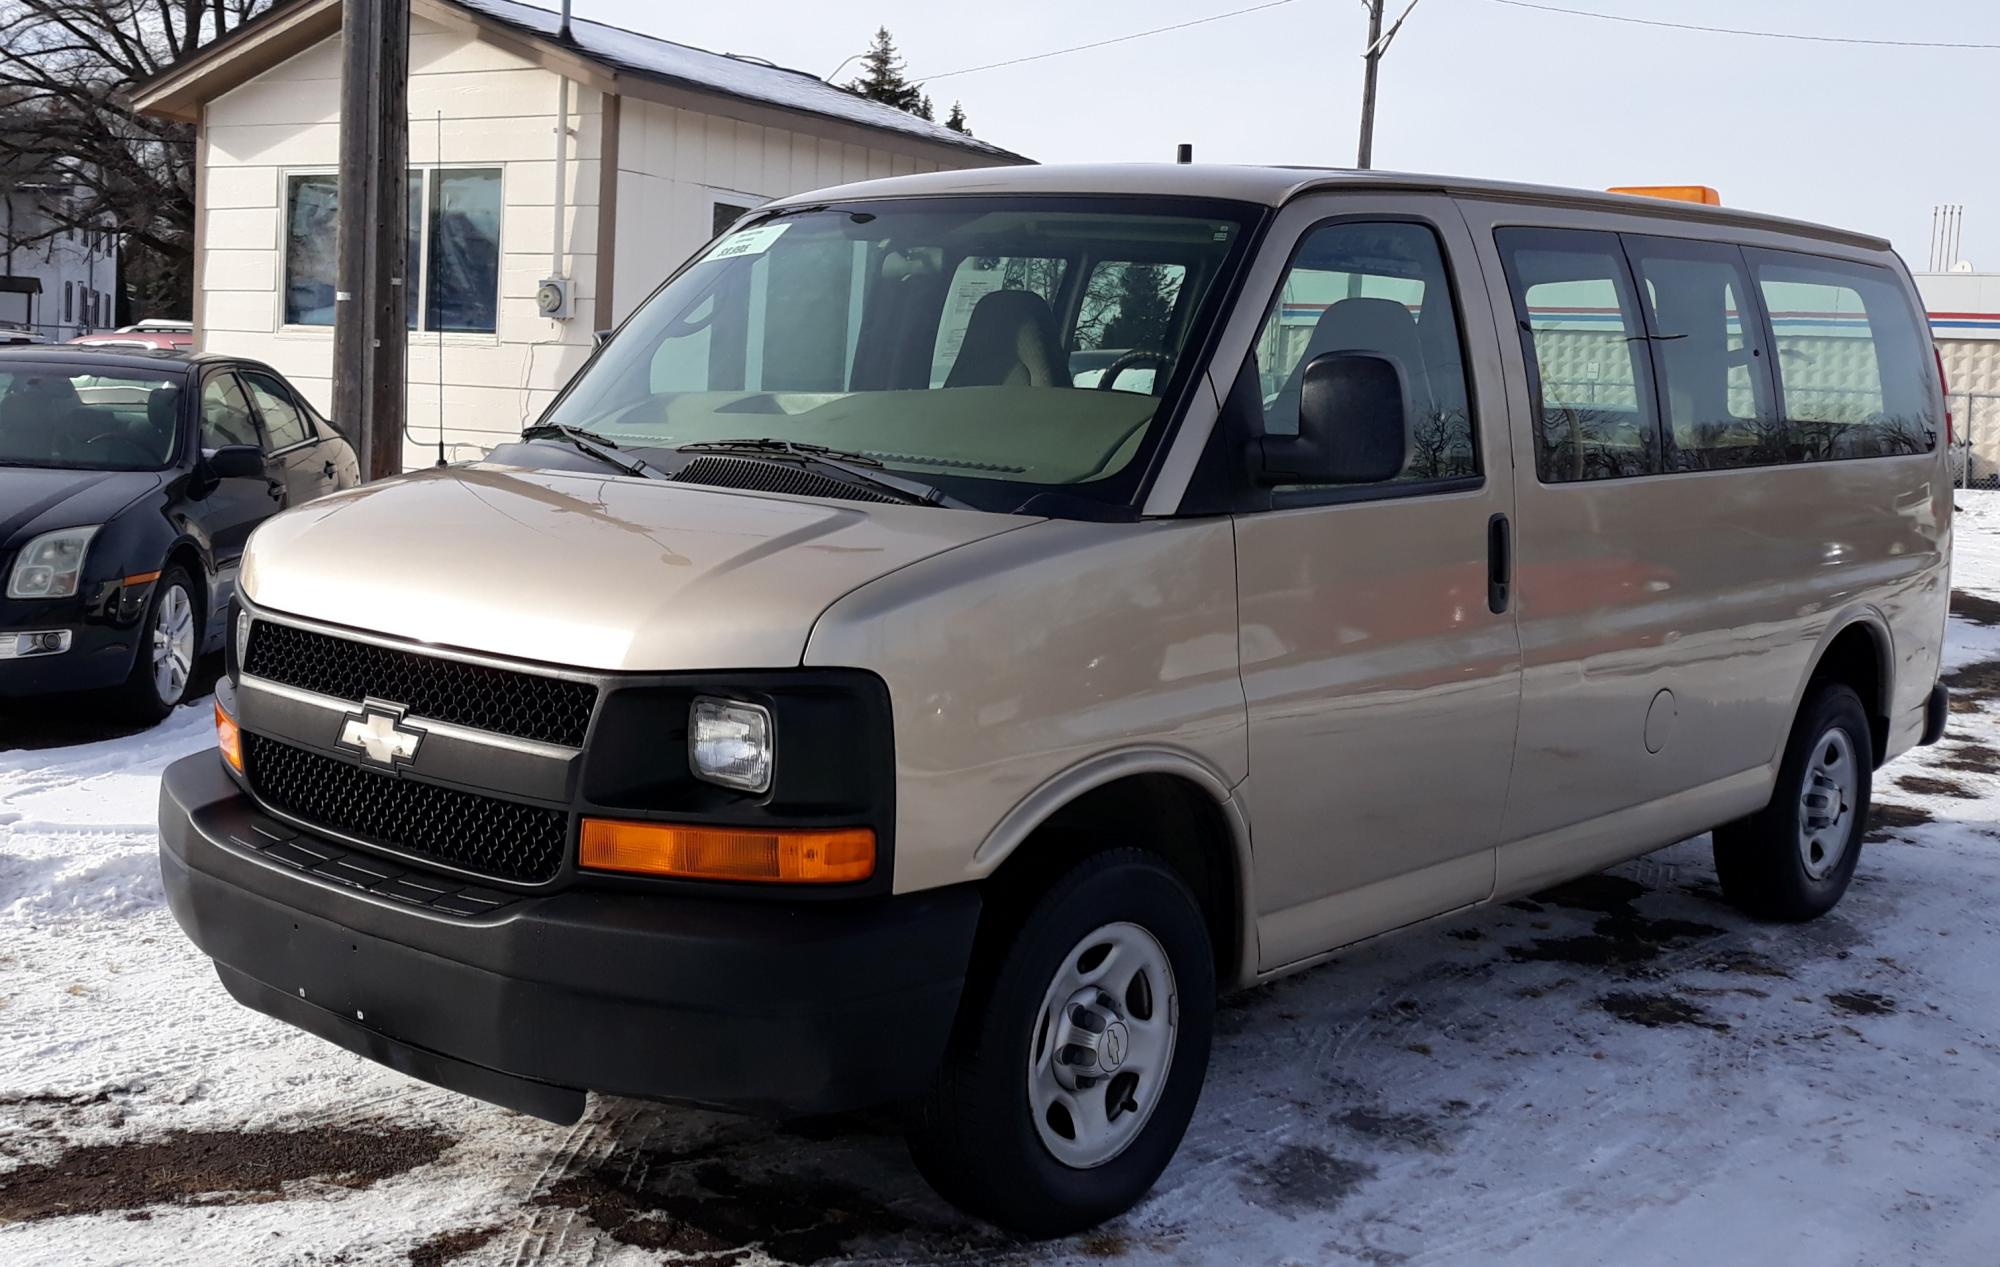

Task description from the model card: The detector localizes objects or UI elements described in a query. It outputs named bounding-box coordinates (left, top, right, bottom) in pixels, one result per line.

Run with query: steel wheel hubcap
left=151, top=584, right=195, bottom=706
left=1797, top=726, right=1857, bottom=880
left=1028, top=921, right=1178, bottom=1169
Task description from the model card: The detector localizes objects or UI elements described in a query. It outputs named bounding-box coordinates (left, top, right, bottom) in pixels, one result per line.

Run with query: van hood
left=240, top=464, right=1036, bottom=671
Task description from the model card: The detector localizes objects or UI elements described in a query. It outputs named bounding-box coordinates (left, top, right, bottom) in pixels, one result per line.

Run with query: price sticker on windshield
left=705, top=221, right=791, bottom=262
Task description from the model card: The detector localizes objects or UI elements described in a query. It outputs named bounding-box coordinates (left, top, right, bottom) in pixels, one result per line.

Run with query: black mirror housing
left=206, top=445, right=266, bottom=481
left=1251, top=351, right=1409, bottom=485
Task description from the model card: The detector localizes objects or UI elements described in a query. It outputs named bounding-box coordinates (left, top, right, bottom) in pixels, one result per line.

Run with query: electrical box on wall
left=536, top=276, right=574, bottom=321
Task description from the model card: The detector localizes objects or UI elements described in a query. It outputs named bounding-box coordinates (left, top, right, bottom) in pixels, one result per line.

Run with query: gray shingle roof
left=456, top=0, right=1027, bottom=162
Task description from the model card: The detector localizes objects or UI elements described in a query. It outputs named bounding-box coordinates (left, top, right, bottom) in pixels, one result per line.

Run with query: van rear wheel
left=907, top=848, right=1215, bottom=1236
left=1713, top=682, right=1872, bottom=921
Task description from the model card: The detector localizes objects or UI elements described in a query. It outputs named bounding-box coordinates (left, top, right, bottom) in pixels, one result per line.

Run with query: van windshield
left=542, top=197, right=1258, bottom=510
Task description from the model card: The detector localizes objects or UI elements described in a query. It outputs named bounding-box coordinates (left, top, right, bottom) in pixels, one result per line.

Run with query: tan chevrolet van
left=158, top=165, right=1952, bottom=1234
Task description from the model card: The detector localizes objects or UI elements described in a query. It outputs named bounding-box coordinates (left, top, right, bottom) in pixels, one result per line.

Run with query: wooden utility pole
left=334, top=0, right=411, bottom=482
left=1356, top=0, right=1383, bottom=170
left=1356, top=0, right=1423, bottom=171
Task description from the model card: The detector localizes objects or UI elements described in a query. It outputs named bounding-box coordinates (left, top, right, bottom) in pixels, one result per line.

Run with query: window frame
left=1231, top=211, right=1487, bottom=512
left=277, top=165, right=505, bottom=340
left=1496, top=224, right=1666, bottom=485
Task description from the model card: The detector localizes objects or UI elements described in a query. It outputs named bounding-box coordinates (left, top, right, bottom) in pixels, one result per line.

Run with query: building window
left=283, top=167, right=502, bottom=333
left=63, top=282, right=72, bottom=324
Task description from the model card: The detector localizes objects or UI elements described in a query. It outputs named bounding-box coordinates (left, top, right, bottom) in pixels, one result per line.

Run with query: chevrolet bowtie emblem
left=338, top=708, right=422, bottom=766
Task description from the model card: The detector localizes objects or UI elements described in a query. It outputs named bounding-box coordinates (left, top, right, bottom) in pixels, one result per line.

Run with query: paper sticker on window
left=706, top=221, right=790, bottom=262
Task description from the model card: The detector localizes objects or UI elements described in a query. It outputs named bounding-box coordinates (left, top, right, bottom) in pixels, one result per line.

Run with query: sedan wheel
left=151, top=582, right=196, bottom=707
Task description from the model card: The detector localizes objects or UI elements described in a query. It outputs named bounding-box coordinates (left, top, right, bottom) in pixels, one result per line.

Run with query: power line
left=915, top=0, right=1301, bottom=82
left=1479, top=0, right=2000, bottom=51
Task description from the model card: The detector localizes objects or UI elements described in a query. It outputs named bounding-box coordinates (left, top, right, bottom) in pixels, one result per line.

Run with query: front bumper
left=0, top=582, right=149, bottom=698
left=158, top=753, right=981, bottom=1122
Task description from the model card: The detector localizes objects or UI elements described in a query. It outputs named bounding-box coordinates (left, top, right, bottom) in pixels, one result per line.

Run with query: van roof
left=765, top=163, right=1893, bottom=254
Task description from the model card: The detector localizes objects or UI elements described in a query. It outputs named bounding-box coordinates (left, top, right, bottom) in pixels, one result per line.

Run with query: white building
left=0, top=184, right=120, bottom=342
left=1913, top=271, right=2000, bottom=484
left=132, top=0, right=1026, bottom=469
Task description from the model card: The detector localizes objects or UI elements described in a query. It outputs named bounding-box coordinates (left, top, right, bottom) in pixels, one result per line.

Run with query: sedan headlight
left=689, top=697, right=773, bottom=792
left=6, top=526, right=101, bottom=599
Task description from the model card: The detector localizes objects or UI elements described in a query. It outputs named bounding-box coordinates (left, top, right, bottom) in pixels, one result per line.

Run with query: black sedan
left=0, top=347, right=358, bottom=720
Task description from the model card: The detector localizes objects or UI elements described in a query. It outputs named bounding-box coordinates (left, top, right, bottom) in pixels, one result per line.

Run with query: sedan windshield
left=0, top=364, right=182, bottom=471
left=543, top=197, right=1258, bottom=510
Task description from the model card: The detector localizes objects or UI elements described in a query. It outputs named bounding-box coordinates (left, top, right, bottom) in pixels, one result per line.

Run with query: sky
left=575, top=0, right=1996, bottom=271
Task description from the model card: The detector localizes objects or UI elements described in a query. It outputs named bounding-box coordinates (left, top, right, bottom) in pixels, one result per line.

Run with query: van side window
left=1748, top=251, right=1936, bottom=459
left=1251, top=221, right=1476, bottom=484
left=1625, top=238, right=1778, bottom=471
left=1496, top=228, right=1658, bottom=482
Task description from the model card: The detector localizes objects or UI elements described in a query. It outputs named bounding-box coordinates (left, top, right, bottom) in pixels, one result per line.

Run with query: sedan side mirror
left=205, top=445, right=267, bottom=481
left=1251, top=351, right=1408, bottom=485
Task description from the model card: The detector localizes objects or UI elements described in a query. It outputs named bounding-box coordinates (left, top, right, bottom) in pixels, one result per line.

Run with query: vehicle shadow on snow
left=0, top=653, right=221, bottom=753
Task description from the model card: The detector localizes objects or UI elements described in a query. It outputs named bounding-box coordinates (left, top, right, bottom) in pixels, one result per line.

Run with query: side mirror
left=205, top=445, right=266, bottom=481
left=1251, top=351, right=1408, bottom=485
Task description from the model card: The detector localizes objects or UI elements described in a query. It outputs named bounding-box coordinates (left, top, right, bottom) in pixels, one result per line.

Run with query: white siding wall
left=200, top=15, right=603, bottom=471
left=196, top=18, right=1014, bottom=474
left=609, top=98, right=956, bottom=326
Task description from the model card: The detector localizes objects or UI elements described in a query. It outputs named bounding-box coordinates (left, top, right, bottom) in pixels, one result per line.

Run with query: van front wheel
left=907, top=849, right=1215, bottom=1236
left=1713, top=682, right=1872, bottom=921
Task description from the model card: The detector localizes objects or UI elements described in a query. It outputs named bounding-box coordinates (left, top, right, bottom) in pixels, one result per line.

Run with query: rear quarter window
left=1749, top=250, right=1937, bottom=459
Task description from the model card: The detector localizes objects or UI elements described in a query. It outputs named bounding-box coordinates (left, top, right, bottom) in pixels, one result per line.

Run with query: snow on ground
left=2, top=491, right=1998, bottom=1267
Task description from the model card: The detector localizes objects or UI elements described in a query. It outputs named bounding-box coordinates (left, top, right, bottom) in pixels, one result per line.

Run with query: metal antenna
left=435, top=110, right=447, bottom=468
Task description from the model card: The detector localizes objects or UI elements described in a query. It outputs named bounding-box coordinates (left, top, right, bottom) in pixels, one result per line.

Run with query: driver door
left=193, top=370, right=281, bottom=609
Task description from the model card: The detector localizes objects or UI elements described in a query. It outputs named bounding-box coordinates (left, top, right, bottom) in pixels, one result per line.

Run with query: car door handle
left=1487, top=513, right=1511, bottom=615
left=321, top=460, right=336, bottom=481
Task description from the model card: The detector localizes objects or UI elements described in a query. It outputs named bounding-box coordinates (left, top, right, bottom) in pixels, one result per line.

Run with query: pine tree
left=944, top=101, right=971, bottom=135
left=846, top=27, right=926, bottom=116
left=1099, top=264, right=1178, bottom=350
left=916, top=93, right=935, bottom=122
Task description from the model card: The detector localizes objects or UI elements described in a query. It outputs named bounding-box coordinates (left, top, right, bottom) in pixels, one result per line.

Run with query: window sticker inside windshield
left=705, top=221, right=791, bottom=262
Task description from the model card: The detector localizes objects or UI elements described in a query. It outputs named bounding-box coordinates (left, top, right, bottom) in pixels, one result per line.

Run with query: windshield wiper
left=521, top=423, right=666, bottom=480
left=675, top=438, right=965, bottom=508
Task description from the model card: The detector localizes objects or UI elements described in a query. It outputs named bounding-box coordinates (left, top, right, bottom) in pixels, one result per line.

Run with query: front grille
left=673, top=455, right=903, bottom=504
left=244, top=621, right=597, bottom=748
left=245, top=733, right=567, bottom=884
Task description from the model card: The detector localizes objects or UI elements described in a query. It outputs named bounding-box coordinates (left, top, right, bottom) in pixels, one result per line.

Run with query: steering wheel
left=1094, top=349, right=1173, bottom=392
left=84, top=431, right=158, bottom=466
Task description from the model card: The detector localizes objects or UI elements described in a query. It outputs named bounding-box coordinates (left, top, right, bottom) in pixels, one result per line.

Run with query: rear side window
left=1496, top=228, right=1658, bottom=482
left=1250, top=220, right=1477, bottom=485
left=1750, top=251, right=1936, bottom=459
left=1625, top=237, right=1778, bottom=471
left=200, top=374, right=261, bottom=450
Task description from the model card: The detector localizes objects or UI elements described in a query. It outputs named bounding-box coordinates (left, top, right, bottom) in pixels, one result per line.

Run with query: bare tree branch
left=0, top=0, right=271, bottom=316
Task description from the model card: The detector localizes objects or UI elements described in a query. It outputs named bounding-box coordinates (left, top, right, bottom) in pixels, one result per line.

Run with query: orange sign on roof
left=1607, top=185, right=1722, bottom=206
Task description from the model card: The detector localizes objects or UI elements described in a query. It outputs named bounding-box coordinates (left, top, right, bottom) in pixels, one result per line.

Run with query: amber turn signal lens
left=580, top=818, right=875, bottom=884
left=215, top=700, right=243, bottom=773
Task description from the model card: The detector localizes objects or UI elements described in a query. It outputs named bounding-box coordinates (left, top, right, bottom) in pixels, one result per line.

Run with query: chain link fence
left=1950, top=392, right=2000, bottom=490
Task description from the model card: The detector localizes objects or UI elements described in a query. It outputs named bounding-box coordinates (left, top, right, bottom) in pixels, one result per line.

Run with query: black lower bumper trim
left=158, top=753, right=981, bottom=1118
left=216, top=966, right=586, bottom=1123
left=1921, top=682, right=1949, bottom=746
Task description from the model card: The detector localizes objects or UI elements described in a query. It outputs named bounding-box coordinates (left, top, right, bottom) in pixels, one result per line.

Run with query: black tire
left=907, top=849, right=1216, bottom=1237
left=116, top=565, right=200, bottom=724
left=1713, top=682, right=1872, bottom=921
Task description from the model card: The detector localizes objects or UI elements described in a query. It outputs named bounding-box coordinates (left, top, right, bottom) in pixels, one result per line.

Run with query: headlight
left=6, top=526, right=101, bottom=599
left=689, top=697, right=773, bottom=792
